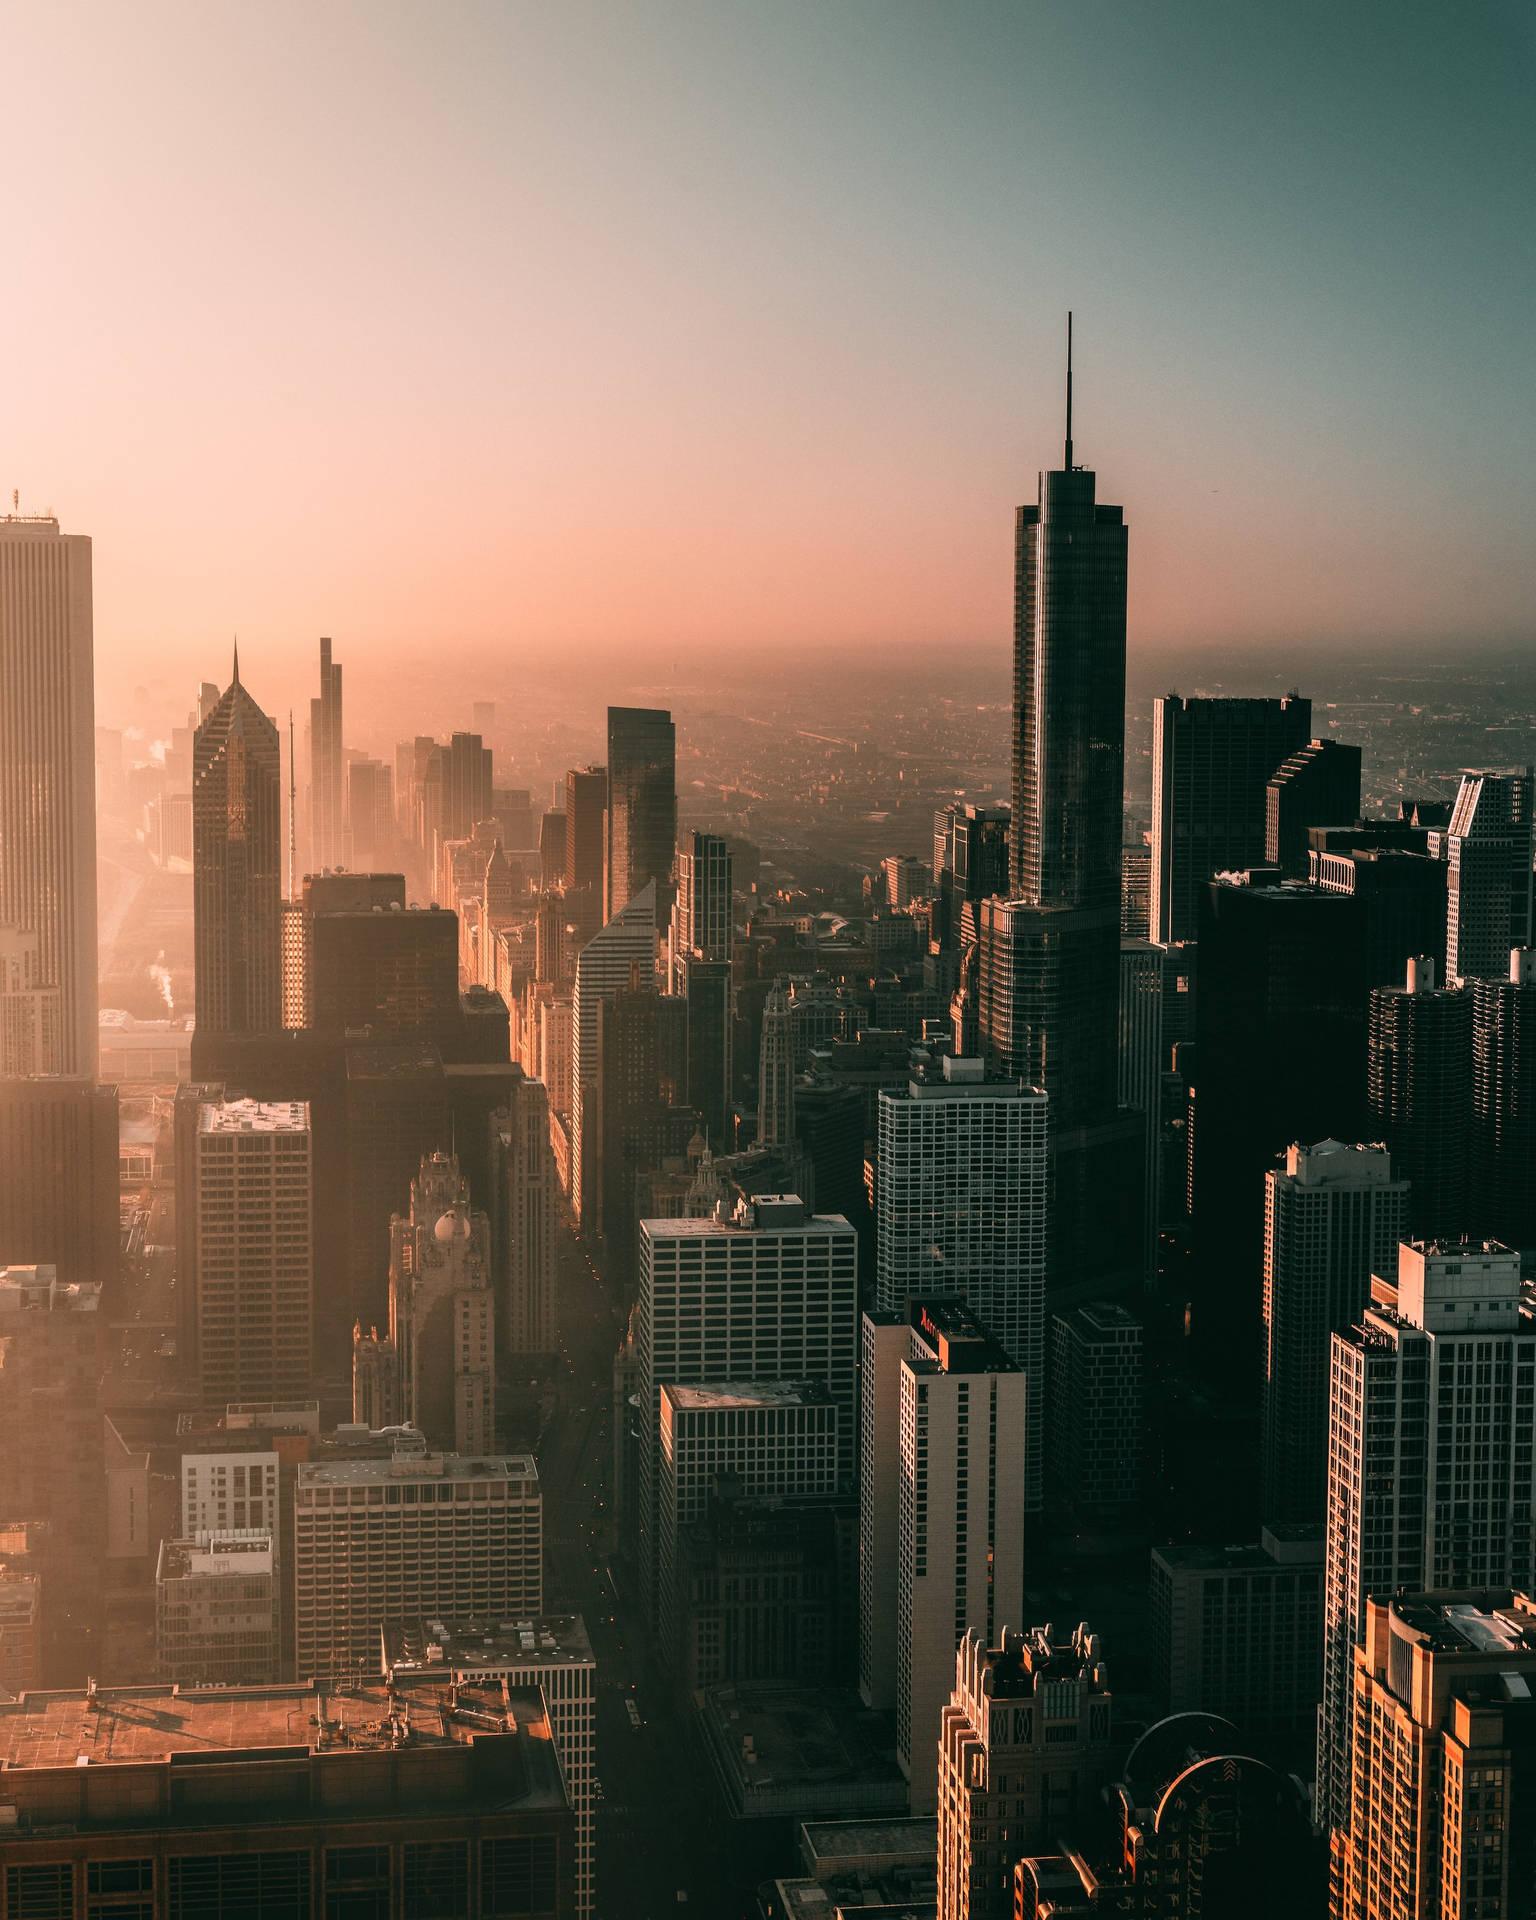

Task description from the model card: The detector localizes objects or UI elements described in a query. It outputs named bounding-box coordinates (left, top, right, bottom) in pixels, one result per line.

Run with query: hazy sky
left=4, top=1, right=1533, bottom=714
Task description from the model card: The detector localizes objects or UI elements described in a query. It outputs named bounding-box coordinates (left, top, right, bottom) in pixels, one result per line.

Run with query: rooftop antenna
left=288, top=712, right=298, bottom=902
left=231, top=634, right=241, bottom=687
left=1064, top=311, right=1074, bottom=470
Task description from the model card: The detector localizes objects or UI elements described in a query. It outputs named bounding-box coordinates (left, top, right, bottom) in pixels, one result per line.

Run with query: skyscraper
left=1318, top=1238, right=1536, bottom=1836
left=756, top=984, right=795, bottom=1148
left=889, top=1301, right=1028, bottom=1815
left=1367, top=956, right=1472, bottom=1240
left=0, top=1078, right=119, bottom=1291
left=489, top=1080, right=559, bottom=1357
left=1471, top=946, right=1536, bottom=1250
left=1336, top=1588, right=1536, bottom=1920
left=571, top=881, right=655, bottom=1228
left=564, top=765, right=607, bottom=896
left=193, top=656, right=283, bottom=1038
left=346, top=754, right=393, bottom=870
left=634, top=1196, right=858, bottom=1626
left=1005, top=334, right=1126, bottom=1125
left=0, top=513, right=98, bottom=1076
left=1189, top=876, right=1368, bottom=1345
left=606, top=707, right=676, bottom=922
left=875, top=1055, right=1048, bottom=1505
left=1150, top=693, right=1312, bottom=946
left=937, top=1625, right=1112, bottom=1920
left=670, top=830, right=732, bottom=974
left=308, top=634, right=344, bottom=872
left=1444, top=769, right=1535, bottom=983
left=1260, top=1140, right=1407, bottom=1527
left=193, top=1097, right=314, bottom=1406
left=1265, top=737, right=1362, bottom=877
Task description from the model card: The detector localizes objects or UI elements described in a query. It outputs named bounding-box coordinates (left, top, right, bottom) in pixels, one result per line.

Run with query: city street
left=539, top=1227, right=770, bottom=1920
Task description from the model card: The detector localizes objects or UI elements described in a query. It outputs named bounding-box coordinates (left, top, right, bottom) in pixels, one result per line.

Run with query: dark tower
left=606, top=708, right=677, bottom=923
left=1367, top=956, right=1472, bottom=1241
left=193, top=652, right=283, bottom=1039
left=308, top=634, right=344, bottom=872
left=1004, top=317, right=1127, bottom=1122
left=1472, top=947, right=1536, bottom=1247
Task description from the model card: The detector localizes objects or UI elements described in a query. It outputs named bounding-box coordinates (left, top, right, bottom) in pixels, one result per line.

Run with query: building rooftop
left=382, top=1614, right=593, bottom=1678
left=800, top=1817, right=936, bottom=1867
left=642, top=1202, right=853, bottom=1240
left=908, top=1299, right=1017, bottom=1375
left=694, top=1683, right=907, bottom=1821
left=0, top=1678, right=561, bottom=1771
left=663, top=1381, right=834, bottom=1412
left=297, top=1450, right=538, bottom=1488
left=198, top=1097, right=309, bottom=1134
left=0, top=1267, right=100, bottom=1314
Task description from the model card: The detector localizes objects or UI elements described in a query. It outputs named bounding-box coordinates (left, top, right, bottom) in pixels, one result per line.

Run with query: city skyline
left=3, top=2, right=1534, bottom=713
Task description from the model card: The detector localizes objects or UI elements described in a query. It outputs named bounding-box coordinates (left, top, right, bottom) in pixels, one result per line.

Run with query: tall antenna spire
left=288, top=711, right=298, bottom=902
left=231, top=635, right=241, bottom=686
left=1064, top=310, right=1074, bottom=470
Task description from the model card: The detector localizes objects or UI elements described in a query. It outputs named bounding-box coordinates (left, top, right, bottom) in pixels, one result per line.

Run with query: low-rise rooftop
left=663, top=1381, right=833, bottom=1412
left=297, top=1451, right=538, bottom=1489
left=198, top=1097, right=309, bottom=1134
left=383, top=1614, right=593, bottom=1678
left=0, top=1677, right=557, bottom=1768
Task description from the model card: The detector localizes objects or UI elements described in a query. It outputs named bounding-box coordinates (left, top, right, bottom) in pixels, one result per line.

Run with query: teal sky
left=3, top=0, right=1533, bottom=701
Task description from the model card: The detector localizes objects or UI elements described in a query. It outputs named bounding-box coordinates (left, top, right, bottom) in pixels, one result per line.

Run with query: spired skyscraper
left=983, top=321, right=1143, bottom=1289
left=0, top=513, right=98, bottom=1077
left=193, top=652, right=283, bottom=1039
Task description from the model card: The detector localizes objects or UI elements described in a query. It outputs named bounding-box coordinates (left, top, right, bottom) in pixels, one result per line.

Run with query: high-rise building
left=293, top=1444, right=543, bottom=1678
left=756, top=984, right=796, bottom=1148
left=1150, top=693, right=1312, bottom=946
left=1311, top=831, right=1449, bottom=988
left=634, top=1196, right=858, bottom=1625
left=350, top=1152, right=496, bottom=1453
left=1047, top=1300, right=1142, bottom=1521
left=889, top=1301, right=1028, bottom=1815
left=155, top=1530, right=278, bottom=1686
left=383, top=1613, right=597, bottom=1919
left=0, top=1077, right=119, bottom=1290
left=181, top=1449, right=280, bottom=1538
left=1121, top=839, right=1152, bottom=938
left=858, top=1311, right=911, bottom=1714
left=1471, top=947, right=1536, bottom=1251
left=935, top=805, right=1010, bottom=950
left=0, top=1674, right=574, bottom=1920
left=308, top=634, right=344, bottom=872
left=1189, top=876, right=1367, bottom=1350
left=1261, top=1140, right=1408, bottom=1527
left=1118, top=938, right=1194, bottom=1261
left=490, top=1081, right=559, bottom=1357
left=0, top=1265, right=105, bottom=1683
left=671, top=831, right=732, bottom=972
left=1444, top=769, right=1536, bottom=983
left=1318, top=1239, right=1536, bottom=1835
left=679, top=956, right=733, bottom=1148
left=347, top=754, right=394, bottom=870
left=1265, top=738, right=1363, bottom=878
left=978, top=894, right=1145, bottom=1293
left=655, top=1381, right=839, bottom=1659
left=571, top=882, right=655, bottom=1227
left=606, top=707, right=676, bottom=922
left=0, top=513, right=98, bottom=1076
left=193, top=657, right=283, bottom=1038
left=1150, top=1525, right=1324, bottom=1737
left=1336, top=1588, right=1536, bottom=1920
left=937, top=1624, right=1112, bottom=1920
left=1367, top=957, right=1472, bottom=1240
left=875, top=1055, right=1047, bottom=1505
left=564, top=765, right=607, bottom=896
left=193, top=1098, right=314, bottom=1407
